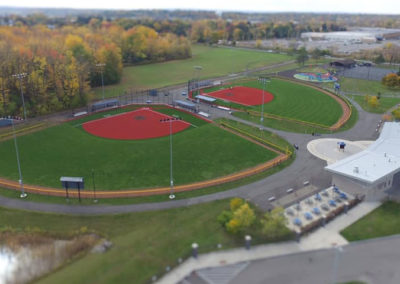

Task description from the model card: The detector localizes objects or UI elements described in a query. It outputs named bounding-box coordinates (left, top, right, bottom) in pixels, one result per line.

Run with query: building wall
left=332, top=173, right=395, bottom=201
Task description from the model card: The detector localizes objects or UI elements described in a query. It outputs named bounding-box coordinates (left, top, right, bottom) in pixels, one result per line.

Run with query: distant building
left=330, top=59, right=356, bottom=68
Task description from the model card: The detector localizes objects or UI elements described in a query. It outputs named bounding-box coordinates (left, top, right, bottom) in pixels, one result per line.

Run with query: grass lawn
left=0, top=200, right=293, bottom=284
left=232, top=97, right=357, bottom=134
left=350, top=95, right=400, bottom=114
left=0, top=119, right=294, bottom=204
left=334, top=77, right=400, bottom=96
left=93, top=45, right=292, bottom=98
left=297, top=66, right=328, bottom=74
left=205, top=78, right=343, bottom=126
left=0, top=106, right=277, bottom=190
left=341, top=202, right=400, bottom=241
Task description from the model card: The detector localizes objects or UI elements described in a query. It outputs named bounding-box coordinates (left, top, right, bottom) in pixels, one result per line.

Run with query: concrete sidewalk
left=157, top=201, right=381, bottom=284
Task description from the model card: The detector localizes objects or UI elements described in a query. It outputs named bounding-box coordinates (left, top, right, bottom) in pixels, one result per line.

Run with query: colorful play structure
left=294, top=72, right=338, bottom=83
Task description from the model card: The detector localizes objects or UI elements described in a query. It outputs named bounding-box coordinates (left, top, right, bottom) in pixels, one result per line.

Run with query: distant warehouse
left=301, top=27, right=400, bottom=43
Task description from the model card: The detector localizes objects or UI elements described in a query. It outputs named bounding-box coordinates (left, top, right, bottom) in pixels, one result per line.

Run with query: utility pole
left=12, top=73, right=27, bottom=121
left=193, top=66, right=203, bottom=96
left=258, top=77, right=269, bottom=123
left=160, top=117, right=182, bottom=199
left=96, top=63, right=106, bottom=100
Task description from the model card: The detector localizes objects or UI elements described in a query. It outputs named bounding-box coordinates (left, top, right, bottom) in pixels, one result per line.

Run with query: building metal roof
left=195, top=95, right=216, bottom=102
left=174, top=100, right=196, bottom=108
left=326, top=122, right=400, bottom=184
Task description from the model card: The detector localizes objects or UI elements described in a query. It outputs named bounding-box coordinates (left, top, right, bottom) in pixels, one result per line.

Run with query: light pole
left=11, top=119, right=27, bottom=198
left=12, top=73, right=27, bottom=121
left=92, top=169, right=98, bottom=203
left=193, top=66, right=202, bottom=96
left=258, top=77, right=269, bottom=123
left=160, top=117, right=182, bottom=199
left=96, top=63, right=106, bottom=100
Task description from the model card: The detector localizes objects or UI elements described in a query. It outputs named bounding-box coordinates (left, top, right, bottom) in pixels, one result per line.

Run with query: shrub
left=217, top=210, right=233, bottom=226
left=230, top=197, right=244, bottom=212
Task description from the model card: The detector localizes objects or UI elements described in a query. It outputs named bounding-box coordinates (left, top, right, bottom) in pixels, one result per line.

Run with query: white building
left=326, top=122, right=400, bottom=201
left=301, top=28, right=400, bottom=43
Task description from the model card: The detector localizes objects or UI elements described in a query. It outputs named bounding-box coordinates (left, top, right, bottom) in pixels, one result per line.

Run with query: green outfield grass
left=341, top=202, right=400, bottom=241
left=350, top=95, right=400, bottom=114
left=93, top=45, right=292, bottom=98
left=0, top=118, right=294, bottom=204
left=204, top=78, right=343, bottom=127
left=0, top=106, right=276, bottom=190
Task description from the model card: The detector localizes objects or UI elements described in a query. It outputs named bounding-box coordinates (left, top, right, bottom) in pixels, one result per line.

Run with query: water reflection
left=0, top=247, right=16, bottom=284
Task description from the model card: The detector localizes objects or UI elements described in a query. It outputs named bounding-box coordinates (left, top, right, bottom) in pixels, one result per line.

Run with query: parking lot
left=284, top=186, right=354, bottom=233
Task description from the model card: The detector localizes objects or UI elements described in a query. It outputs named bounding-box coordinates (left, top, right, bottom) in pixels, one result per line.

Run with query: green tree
left=296, top=47, right=308, bottom=66
left=232, top=203, right=256, bottom=228
left=392, top=107, right=400, bottom=120
left=261, top=207, right=289, bottom=239
left=374, top=53, right=385, bottom=64
left=224, top=202, right=256, bottom=235
left=311, top=48, right=321, bottom=62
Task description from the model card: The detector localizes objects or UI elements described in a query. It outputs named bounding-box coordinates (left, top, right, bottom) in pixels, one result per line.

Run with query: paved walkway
left=307, top=138, right=372, bottom=165
left=158, top=201, right=381, bottom=284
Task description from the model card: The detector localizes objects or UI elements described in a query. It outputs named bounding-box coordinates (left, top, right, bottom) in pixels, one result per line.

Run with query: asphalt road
left=185, top=235, right=400, bottom=284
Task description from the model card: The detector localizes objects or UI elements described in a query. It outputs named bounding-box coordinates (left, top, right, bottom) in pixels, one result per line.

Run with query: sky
left=0, top=0, right=399, bottom=14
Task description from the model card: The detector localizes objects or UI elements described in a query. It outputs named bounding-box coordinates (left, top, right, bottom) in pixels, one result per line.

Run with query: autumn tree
left=382, top=73, right=400, bottom=88
left=368, top=96, right=379, bottom=108
left=219, top=198, right=256, bottom=235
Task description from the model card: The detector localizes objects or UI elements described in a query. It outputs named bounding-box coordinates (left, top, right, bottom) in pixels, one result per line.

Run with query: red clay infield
left=202, top=86, right=274, bottom=106
left=82, top=108, right=191, bottom=140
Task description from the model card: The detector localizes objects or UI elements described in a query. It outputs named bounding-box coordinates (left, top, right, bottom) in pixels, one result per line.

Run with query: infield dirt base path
left=82, top=107, right=191, bottom=140
left=202, top=86, right=274, bottom=106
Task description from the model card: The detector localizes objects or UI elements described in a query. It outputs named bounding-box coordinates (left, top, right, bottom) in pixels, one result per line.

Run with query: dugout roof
left=196, top=95, right=216, bottom=102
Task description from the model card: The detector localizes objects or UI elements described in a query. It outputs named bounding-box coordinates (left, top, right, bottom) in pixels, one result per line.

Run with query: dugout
left=195, top=95, right=216, bottom=104
left=91, top=99, right=119, bottom=112
left=174, top=100, right=197, bottom=112
left=0, top=118, right=12, bottom=127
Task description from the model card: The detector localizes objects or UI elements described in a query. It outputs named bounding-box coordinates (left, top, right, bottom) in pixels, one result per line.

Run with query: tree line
left=0, top=23, right=191, bottom=117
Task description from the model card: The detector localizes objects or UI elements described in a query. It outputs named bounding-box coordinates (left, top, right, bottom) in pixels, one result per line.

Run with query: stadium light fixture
left=12, top=73, right=27, bottom=121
